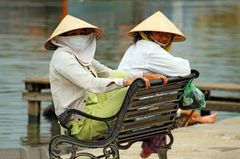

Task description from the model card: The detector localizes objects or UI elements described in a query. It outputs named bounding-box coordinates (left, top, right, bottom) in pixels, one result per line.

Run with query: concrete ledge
left=0, top=146, right=48, bottom=159
left=169, top=117, right=240, bottom=159
left=0, top=148, right=26, bottom=159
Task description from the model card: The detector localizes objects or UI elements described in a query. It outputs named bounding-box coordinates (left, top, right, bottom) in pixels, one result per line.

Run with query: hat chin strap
left=140, top=31, right=169, bottom=47
left=139, top=32, right=150, bottom=41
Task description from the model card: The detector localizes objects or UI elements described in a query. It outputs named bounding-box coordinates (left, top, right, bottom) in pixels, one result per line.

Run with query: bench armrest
left=58, top=109, right=117, bottom=135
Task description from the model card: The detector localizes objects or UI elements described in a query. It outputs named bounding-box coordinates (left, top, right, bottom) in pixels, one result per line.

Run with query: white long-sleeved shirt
left=118, top=40, right=191, bottom=116
left=118, top=40, right=190, bottom=77
left=49, top=47, right=142, bottom=116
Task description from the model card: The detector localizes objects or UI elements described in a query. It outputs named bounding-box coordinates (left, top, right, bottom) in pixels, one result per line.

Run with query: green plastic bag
left=181, top=80, right=206, bottom=110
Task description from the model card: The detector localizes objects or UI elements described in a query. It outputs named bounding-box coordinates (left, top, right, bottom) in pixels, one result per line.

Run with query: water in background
left=0, top=0, right=239, bottom=148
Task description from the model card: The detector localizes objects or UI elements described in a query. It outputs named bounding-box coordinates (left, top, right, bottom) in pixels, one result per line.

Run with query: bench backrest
left=114, top=74, right=195, bottom=144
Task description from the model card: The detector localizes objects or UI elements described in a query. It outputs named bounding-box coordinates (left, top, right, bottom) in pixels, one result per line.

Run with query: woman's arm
left=54, top=52, right=124, bottom=93
left=148, top=46, right=191, bottom=77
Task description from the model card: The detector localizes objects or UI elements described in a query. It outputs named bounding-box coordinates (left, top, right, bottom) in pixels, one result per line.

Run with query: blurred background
left=0, top=0, right=239, bottom=148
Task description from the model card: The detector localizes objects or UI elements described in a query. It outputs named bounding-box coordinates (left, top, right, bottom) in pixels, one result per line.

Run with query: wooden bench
left=48, top=71, right=197, bottom=159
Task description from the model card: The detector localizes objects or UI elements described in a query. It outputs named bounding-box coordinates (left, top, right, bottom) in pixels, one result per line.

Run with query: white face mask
left=51, top=33, right=96, bottom=66
left=67, top=34, right=92, bottom=49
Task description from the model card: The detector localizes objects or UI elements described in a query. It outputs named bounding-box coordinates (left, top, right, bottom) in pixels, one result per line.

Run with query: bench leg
left=49, top=135, right=120, bottom=159
left=103, top=143, right=119, bottom=159
left=147, top=132, right=173, bottom=159
left=156, top=148, right=168, bottom=159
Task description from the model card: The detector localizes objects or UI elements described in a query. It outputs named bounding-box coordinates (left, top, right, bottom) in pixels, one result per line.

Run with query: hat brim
left=128, top=30, right=186, bottom=42
left=44, top=27, right=102, bottom=50
left=128, top=11, right=186, bottom=42
left=44, top=15, right=103, bottom=50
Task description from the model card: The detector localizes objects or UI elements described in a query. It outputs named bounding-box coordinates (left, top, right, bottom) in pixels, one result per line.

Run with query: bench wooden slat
left=135, top=80, right=188, bottom=98
left=125, top=104, right=178, bottom=120
left=129, top=92, right=182, bottom=110
left=118, top=124, right=172, bottom=143
left=120, top=121, right=174, bottom=139
left=121, top=114, right=174, bottom=132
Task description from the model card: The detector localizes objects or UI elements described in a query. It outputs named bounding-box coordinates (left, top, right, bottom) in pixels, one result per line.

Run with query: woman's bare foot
left=187, top=112, right=218, bottom=125
left=199, top=113, right=218, bottom=124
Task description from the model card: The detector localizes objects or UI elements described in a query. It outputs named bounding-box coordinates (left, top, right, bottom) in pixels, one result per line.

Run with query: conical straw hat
left=129, top=11, right=186, bottom=42
left=45, top=15, right=103, bottom=50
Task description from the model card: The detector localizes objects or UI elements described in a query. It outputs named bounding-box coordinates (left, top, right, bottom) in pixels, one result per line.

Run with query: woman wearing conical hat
left=118, top=11, right=189, bottom=76
left=45, top=15, right=167, bottom=141
left=118, top=11, right=217, bottom=158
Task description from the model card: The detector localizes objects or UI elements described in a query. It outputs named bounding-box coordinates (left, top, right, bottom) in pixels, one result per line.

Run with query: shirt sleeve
left=91, top=59, right=113, bottom=78
left=119, top=70, right=143, bottom=79
left=93, top=59, right=143, bottom=79
left=148, top=46, right=191, bottom=77
left=54, top=52, right=124, bottom=93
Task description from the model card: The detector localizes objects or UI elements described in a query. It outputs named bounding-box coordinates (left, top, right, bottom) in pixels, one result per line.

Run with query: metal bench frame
left=49, top=71, right=198, bottom=159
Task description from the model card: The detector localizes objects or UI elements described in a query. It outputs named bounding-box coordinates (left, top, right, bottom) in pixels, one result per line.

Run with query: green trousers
left=61, top=72, right=128, bottom=141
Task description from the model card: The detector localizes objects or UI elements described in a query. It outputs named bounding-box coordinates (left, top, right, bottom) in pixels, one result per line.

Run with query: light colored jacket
left=50, top=47, right=131, bottom=116
left=118, top=40, right=191, bottom=117
left=118, top=40, right=191, bottom=77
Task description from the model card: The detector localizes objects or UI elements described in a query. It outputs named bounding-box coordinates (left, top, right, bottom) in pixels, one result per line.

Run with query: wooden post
left=27, top=123, right=40, bottom=145
left=23, top=76, right=51, bottom=124
left=28, top=101, right=41, bottom=124
left=25, top=82, right=42, bottom=125
left=201, top=90, right=211, bottom=116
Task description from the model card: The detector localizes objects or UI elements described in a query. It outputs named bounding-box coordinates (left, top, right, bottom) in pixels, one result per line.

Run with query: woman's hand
left=143, top=73, right=168, bottom=89
left=123, top=79, right=134, bottom=87
left=123, top=73, right=168, bottom=90
left=143, top=73, right=168, bottom=84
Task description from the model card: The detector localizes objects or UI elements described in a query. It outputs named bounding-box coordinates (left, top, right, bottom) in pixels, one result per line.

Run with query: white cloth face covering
left=51, top=33, right=96, bottom=66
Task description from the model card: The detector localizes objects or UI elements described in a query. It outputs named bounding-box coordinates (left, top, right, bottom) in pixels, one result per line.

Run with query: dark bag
left=180, top=79, right=206, bottom=110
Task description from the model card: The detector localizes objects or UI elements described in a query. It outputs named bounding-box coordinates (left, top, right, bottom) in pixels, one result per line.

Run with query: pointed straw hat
left=129, top=11, right=186, bottom=42
left=45, top=15, right=103, bottom=50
